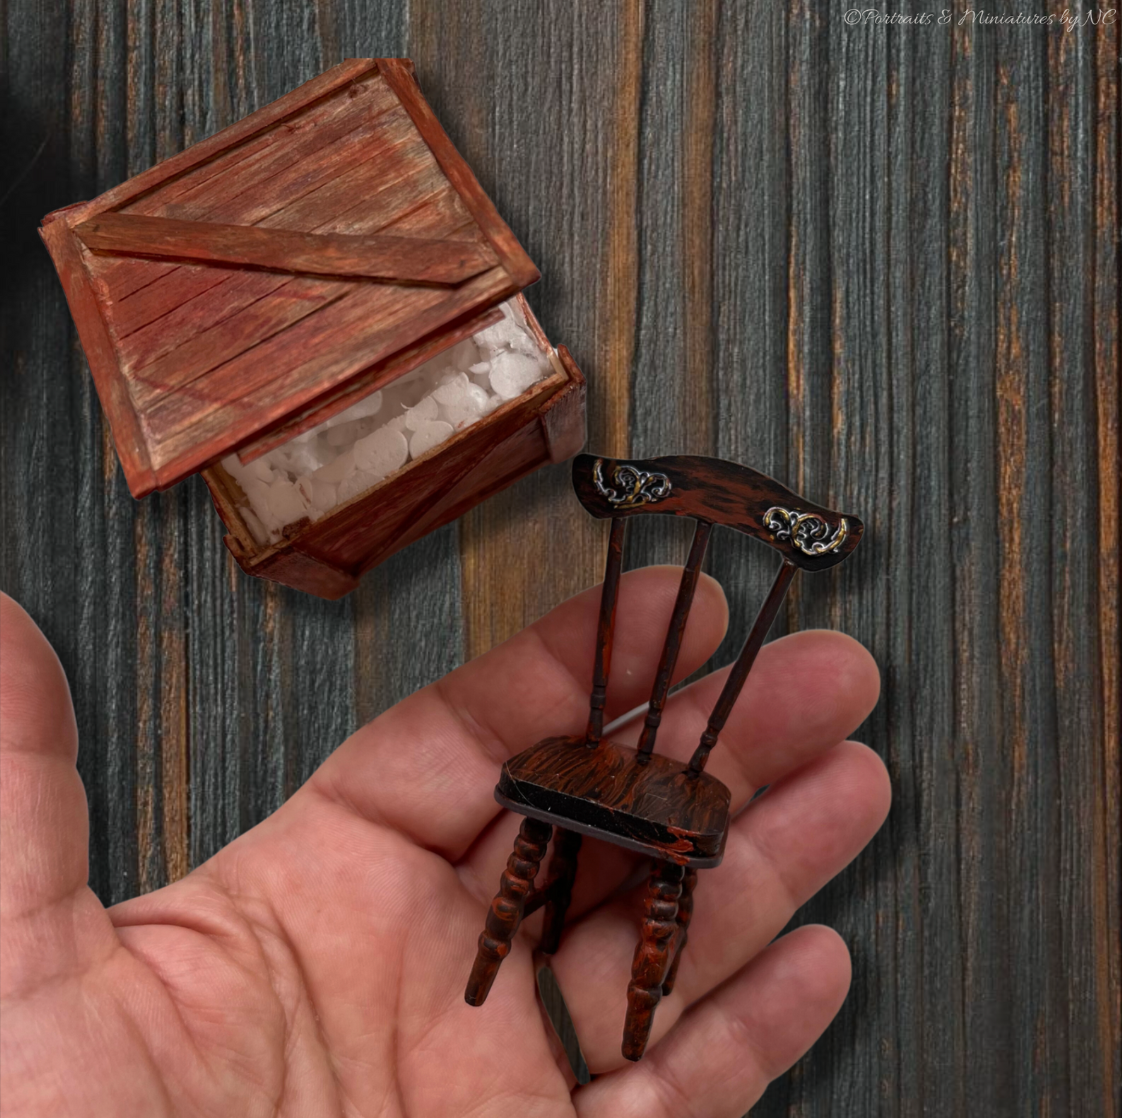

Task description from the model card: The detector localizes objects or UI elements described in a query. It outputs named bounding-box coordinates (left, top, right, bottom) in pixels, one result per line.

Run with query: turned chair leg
left=540, top=827, right=582, bottom=955
left=465, top=816, right=552, bottom=1006
left=622, top=859, right=685, bottom=1061
left=661, top=867, right=697, bottom=996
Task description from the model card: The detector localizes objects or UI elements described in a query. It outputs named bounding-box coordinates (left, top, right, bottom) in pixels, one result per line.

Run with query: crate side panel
left=268, top=377, right=568, bottom=572
left=367, top=413, right=555, bottom=572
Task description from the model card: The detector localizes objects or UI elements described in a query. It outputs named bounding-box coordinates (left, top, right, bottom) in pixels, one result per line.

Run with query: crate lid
left=40, top=58, right=539, bottom=498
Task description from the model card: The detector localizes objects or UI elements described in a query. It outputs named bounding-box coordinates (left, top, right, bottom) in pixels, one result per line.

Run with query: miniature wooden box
left=40, top=58, right=586, bottom=599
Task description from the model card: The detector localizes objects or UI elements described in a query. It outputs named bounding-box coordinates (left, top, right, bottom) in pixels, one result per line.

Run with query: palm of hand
left=1, top=569, right=888, bottom=1118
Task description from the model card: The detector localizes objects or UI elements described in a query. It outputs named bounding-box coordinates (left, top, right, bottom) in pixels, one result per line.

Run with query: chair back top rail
left=571, top=453, right=863, bottom=572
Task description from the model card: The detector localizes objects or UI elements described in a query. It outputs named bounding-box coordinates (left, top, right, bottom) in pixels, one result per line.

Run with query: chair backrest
left=572, top=454, right=862, bottom=572
left=573, top=454, right=863, bottom=775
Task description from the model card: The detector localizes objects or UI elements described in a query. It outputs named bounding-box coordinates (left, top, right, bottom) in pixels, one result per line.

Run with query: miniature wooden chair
left=465, top=453, right=863, bottom=1060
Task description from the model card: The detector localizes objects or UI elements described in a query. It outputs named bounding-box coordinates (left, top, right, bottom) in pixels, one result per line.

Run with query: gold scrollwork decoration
left=763, top=506, right=849, bottom=556
left=593, top=459, right=673, bottom=508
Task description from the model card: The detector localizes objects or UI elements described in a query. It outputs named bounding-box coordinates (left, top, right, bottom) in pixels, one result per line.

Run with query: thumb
left=0, top=592, right=114, bottom=996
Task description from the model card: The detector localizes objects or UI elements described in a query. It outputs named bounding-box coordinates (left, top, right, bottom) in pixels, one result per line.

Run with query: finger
left=553, top=741, right=890, bottom=1072
left=309, top=567, right=728, bottom=858
left=0, top=594, right=116, bottom=997
left=575, top=925, right=851, bottom=1118
left=457, top=630, right=879, bottom=918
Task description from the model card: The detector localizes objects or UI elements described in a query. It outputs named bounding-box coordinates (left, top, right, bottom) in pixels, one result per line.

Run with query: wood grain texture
left=571, top=453, right=863, bottom=571
left=75, top=213, right=500, bottom=283
left=40, top=59, right=539, bottom=496
left=0, top=2, right=1117, bottom=1115
left=623, top=859, right=686, bottom=1061
left=496, top=734, right=732, bottom=865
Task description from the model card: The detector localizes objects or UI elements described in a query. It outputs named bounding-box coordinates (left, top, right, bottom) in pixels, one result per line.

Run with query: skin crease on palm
left=0, top=568, right=890, bottom=1118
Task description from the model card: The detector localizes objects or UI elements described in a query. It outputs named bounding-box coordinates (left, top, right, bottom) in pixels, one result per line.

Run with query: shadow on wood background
left=0, top=2, right=1117, bottom=1114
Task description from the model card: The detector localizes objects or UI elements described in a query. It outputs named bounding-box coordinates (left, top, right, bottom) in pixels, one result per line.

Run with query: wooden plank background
left=1, top=2, right=1117, bottom=1113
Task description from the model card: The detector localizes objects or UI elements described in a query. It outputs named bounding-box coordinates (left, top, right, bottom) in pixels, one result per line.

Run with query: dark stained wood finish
left=474, top=454, right=857, bottom=1058
left=585, top=518, right=625, bottom=744
left=465, top=815, right=552, bottom=1007
left=661, top=866, right=698, bottom=998
left=540, top=827, right=582, bottom=956
left=495, top=735, right=732, bottom=867
left=623, top=860, right=686, bottom=1062
left=688, top=560, right=798, bottom=775
left=637, top=519, right=712, bottom=757
left=3, top=3, right=1117, bottom=1112
left=573, top=453, right=863, bottom=572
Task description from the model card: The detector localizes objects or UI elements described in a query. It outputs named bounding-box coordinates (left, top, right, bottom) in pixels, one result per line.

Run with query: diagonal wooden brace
left=74, top=213, right=499, bottom=285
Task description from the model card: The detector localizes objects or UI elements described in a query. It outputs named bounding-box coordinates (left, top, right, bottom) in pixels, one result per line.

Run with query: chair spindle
left=687, top=560, right=798, bottom=775
left=636, top=520, right=713, bottom=760
left=585, top=517, right=627, bottom=745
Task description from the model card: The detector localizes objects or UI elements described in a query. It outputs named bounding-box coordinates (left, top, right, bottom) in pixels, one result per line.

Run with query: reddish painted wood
left=76, top=214, right=498, bottom=284
left=229, top=118, right=438, bottom=236
left=465, top=816, right=552, bottom=1007
left=495, top=735, right=731, bottom=866
left=85, top=59, right=380, bottom=216
left=207, top=332, right=585, bottom=596
left=101, top=99, right=429, bottom=334
left=540, top=348, right=588, bottom=463
left=117, top=270, right=319, bottom=376
left=623, top=860, right=685, bottom=1061
left=37, top=213, right=156, bottom=493
left=98, top=70, right=401, bottom=301
left=134, top=278, right=352, bottom=412
left=636, top=519, right=712, bottom=758
left=375, top=58, right=540, bottom=290
left=113, top=161, right=467, bottom=382
left=140, top=270, right=516, bottom=476
left=125, top=73, right=399, bottom=220
left=111, top=116, right=472, bottom=405
left=39, top=58, right=559, bottom=503
left=220, top=537, right=360, bottom=600
left=572, top=453, right=863, bottom=573
left=661, top=866, right=697, bottom=997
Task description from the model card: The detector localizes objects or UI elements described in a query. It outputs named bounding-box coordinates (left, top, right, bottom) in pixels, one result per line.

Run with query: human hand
left=0, top=568, right=888, bottom=1117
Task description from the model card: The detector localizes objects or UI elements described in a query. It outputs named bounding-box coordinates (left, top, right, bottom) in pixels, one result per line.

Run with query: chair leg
left=622, top=859, right=685, bottom=1061
left=540, top=827, right=582, bottom=954
left=465, top=816, right=552, bottom=1007
left=661, top=867, right=697, bottom=996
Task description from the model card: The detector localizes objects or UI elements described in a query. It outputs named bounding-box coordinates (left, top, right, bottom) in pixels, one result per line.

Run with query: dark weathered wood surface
left=0, top=3, right=1117, bottom=1114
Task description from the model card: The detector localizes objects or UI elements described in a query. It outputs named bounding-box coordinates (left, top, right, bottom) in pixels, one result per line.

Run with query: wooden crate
left=39, top=58, right=585, bottom=598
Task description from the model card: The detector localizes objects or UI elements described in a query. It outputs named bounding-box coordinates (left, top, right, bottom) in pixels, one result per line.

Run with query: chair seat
left=495, top=735, right=732, bottom=867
